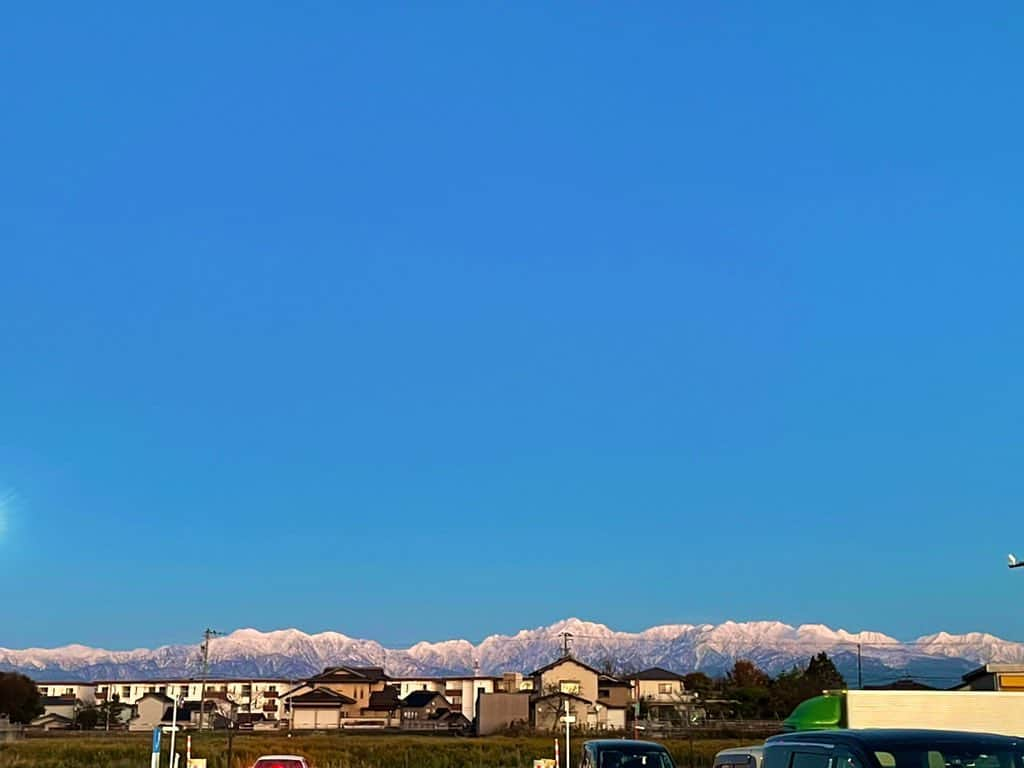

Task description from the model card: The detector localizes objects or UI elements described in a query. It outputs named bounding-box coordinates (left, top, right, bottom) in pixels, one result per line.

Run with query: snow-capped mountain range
left=4, top=618, right=1023, bottom=687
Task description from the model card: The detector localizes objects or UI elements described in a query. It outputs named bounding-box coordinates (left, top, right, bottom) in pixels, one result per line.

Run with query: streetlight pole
left=169, top=695, right=182, bottom=768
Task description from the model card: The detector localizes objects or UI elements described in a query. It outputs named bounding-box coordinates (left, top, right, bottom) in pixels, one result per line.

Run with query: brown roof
left=310, top=666, right=388, bottom=683
left=401, top=691, right=450, bottom=709
left=630, top=667, right=687, bottom=681
left=530, top=655, right=604, bottom=678
left=366, top=687, right=402, bottom=711
left=289, top=687, right=357, bottom=706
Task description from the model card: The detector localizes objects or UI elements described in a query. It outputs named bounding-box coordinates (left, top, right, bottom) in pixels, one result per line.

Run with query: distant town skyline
left=3, top=2, right=1024, bottom=649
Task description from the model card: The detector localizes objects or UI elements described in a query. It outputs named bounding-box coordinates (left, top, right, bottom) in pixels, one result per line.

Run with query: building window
left=122, top=686, right=131, bottom=698
left=268, top=686, right=277, bottom=693
left=242, top=685, right=252, bottom=696
left=65, top=688, right=74, bottom=696
left=658, top=683, right=673, bottom=694
left=559, top=681, right=581, bottom=695
left=599, top=689, right=610, bottom=698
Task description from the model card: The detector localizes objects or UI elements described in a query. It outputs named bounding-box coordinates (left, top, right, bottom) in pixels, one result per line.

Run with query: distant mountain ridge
left=4, top=618, right=1022, bottom=687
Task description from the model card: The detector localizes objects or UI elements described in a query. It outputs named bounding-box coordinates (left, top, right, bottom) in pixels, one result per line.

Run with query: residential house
left=287, top=687, right=357, bottom=730
left=529, top=656, right=624, bottom=731
left=629, top=668, right=694, bottom=723
left=393, top=675, right=501, bottom=722
left=36, top=682, right=96, bottom=706
left=93, top=678, right=289, bottom=720
left=596, top=674, right=631, bottom=730
left=531, top=656, right=600, bottom=702
left=959, top=664, right=1024, bottom=691
left=400, top=691, right=451, bottom=729
left=283, top=666, right=393, bottom=728
left=39, top=696, right=78, bottom=722
left=28, top=713, right=73, bottom=731
left=365, top=686, right=402, bottom=725
left=130, top=692, right=175, bottom=731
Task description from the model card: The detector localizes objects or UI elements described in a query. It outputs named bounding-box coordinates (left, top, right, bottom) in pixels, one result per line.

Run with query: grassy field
left=0, top=732, right=770, bottom=768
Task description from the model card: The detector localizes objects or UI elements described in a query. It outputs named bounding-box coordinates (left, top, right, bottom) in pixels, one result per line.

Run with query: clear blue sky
left=2, top=2, right=1023, bottom=651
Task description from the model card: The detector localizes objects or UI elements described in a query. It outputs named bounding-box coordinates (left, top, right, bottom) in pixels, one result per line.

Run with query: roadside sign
left=151, top=728, right=162, bottom=768
left=560, top=715, right=576, bottom=723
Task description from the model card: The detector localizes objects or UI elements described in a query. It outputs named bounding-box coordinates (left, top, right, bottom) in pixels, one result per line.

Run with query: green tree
left=770, top=666, right=817, bottom=719
left=728, top=660, right=771, bottom=690
left=76, top=705, right=100, bottom=730
left=805, top=652, right=845, bottom=690
left=97, top=696, right=126, bottom=730
left=0, top=672, right=44, bottom=724
left=683, top=672, right=714, bottom=696
left=723, top=661, right=772, bottom=718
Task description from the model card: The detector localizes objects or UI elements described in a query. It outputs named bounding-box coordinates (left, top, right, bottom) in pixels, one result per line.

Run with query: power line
left=553, top=633, right=1024, bottom=648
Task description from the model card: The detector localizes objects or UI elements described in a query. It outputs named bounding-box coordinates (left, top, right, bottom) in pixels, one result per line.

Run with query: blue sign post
left=151, top=727, right=162, bottom=768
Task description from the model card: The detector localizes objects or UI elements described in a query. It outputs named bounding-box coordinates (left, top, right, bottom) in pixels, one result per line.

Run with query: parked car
left=713, top=746, right=764, bottom=768
left=763, top=729, right=1024, bottom=768
left=251, top=755, right=309, bottom=768
left=581, top=740, right=676, bottom=768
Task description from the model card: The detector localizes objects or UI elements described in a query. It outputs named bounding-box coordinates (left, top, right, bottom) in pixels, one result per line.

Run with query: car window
left=717, top=757, right=754, bottom=768
left=791, top=753, right=830, bottom=768
left=600, top=750, right=675, bottom=768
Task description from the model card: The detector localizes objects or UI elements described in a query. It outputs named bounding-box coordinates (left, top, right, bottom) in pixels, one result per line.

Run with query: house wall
left=635, top=679, right=685, bottom=702
left=603, top=707, right=627, bottom=730
left=293, top=707, right=341, bottom=730
left=131, top=697, right=171, bottom=731
left=536, top=660, right=598, bottom=703
left=41, top=701, right=76, bottom=720
left=597, top=684, right=631, bottom=708
left=37, top=685, right=96, bottom=705
left=476, top=692, right=531, bottom=736
left=317, top=681, right=388, bottom=712
left=533, top=696, right=592, bottom=732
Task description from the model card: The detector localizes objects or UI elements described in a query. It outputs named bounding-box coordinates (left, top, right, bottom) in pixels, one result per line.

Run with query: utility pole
left=857, top=643, right=863, bottom=689
left=199, top=628, right=223, bottom=732
left=559, top=632, right=573, bottom=657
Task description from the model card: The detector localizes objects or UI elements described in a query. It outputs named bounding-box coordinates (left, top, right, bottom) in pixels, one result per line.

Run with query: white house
left=393, top=676, right=499, bottom=722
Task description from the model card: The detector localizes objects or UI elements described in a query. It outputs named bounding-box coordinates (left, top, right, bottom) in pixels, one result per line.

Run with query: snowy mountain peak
left=2, top=618, right=1021, bottom=686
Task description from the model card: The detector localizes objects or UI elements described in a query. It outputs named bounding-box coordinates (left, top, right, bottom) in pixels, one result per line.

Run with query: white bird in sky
left=1009, top=554, right=1024, bottom=569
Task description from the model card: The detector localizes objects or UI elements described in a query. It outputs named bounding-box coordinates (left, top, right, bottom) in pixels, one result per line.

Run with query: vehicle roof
left=585, top=740, right=671, bottom=750
left=253, top=756, right=307, bottom=761
left=767, top=730, right=1023, bottom=748
left=716, top=746, right=764, bottom=756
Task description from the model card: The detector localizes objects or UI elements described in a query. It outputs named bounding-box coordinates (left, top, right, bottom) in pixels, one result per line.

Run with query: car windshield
left=872, top=744, right=1024, bottom=768
left=600, top=749, right=676, bottom=768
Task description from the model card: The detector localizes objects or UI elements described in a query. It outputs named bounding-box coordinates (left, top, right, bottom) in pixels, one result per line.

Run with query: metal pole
left=565, top=697, right=571, bottom=768
left=169, top=696, right=179, bottom=768
left=857, top=643, right=863, bottom=689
